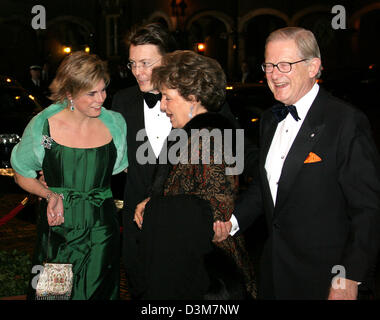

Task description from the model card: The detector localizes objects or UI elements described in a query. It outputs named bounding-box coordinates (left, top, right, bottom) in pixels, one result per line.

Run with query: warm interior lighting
left=6, top=78, right=12, bottom=83
left=63, top=46, right=71, bottom=54
left=28, top=95, right=35, bottom=100
left=85, top=47, right=90, bottom=53
left=226, top=86, right=234, bottom=90
left=15, top=96, right=20, bottom=100
left=197, top=43, right=205, bottom=52
left=0, top=168, right=14, bottom=177
left=251, top=118, right=258, bottom=123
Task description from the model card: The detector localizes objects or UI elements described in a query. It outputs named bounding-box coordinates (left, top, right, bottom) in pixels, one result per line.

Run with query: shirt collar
left=293, top=82, right=319, bottom=121
left=144, top=99, right=160, bottom=112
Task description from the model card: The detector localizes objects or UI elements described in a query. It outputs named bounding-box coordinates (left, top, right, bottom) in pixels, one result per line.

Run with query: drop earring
left=188, top=105, right=194, bottom=119
left=70, top=99, right=75, bottom=111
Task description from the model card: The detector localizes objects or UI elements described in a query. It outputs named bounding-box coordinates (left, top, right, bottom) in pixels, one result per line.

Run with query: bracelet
left=46, top=192, right=64, bottom=203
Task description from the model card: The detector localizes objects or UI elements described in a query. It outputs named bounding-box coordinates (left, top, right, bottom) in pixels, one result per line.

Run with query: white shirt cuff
left=229, top=214, right=240, bottom=236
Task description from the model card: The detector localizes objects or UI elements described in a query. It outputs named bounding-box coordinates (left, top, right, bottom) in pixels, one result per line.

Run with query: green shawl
left=11, top=102, right=128, bottom=178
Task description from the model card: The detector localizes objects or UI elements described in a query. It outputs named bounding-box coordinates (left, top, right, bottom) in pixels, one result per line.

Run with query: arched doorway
left=0, top=18, right=40, bottom=81
left=186, top=11, right=233, bottom=79
left=45, top=16, right=95, bottom=74
left=295, top=8, right=338, bottom=73
left=149, top=11, right=172, bottom=31
left=239, top=13, right=287, bottom=82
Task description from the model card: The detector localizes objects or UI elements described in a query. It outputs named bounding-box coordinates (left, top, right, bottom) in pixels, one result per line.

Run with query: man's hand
left=328, top=278, right=359, bottom=300
left=38, top=170, right=47, bottom=188
left=213, top=220, right=232, bottom=242
left=38, top=171, right=48, bottom=201
left=134, top=197, right=150, bottom=229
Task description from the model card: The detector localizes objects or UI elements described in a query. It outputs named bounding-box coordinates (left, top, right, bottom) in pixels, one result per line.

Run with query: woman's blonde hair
left=49, top=51, right=110, bottom=103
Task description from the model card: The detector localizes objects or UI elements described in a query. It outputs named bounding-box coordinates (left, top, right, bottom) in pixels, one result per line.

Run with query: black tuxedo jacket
left=112, top=85, right=161, bottom=216
left=112, top=85, right=161, bottom=298
left=235, top=87, right=380, bottom=299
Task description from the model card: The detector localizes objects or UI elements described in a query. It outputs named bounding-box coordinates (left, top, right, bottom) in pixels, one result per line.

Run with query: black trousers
left=121, top=210, right=145, bottom=299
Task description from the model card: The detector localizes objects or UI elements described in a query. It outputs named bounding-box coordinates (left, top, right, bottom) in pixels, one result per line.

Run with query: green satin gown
left=32, top=119, right=120, bottom=300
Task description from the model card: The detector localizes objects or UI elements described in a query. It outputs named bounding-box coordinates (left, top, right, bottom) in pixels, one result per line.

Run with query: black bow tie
left=272, top=104, right=301, bottom=122
left=143, top=92, right=162, bottom=108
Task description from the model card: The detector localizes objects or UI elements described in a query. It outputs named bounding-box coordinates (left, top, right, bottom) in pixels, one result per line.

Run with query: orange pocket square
left=304, top=152, right=322, bottom=163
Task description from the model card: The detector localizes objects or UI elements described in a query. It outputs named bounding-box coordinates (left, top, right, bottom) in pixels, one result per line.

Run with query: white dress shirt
left=265, top=83, right=319, bottom=205
left=230, top=83, right=319, bottom=235
left=144, top=100, right=172, bottom=158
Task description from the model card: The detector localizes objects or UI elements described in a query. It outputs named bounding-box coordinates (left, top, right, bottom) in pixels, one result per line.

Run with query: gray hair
left=265, top=27, right=322, bottom=78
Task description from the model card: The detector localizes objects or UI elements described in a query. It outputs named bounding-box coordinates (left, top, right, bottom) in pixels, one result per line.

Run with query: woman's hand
left=212, top=220, right=232, bottom=242
left=46, top=193, right=64, bottom=226
left=13, top=172, right=64, bottom=226
left=134, top=197, right=150, bottom=229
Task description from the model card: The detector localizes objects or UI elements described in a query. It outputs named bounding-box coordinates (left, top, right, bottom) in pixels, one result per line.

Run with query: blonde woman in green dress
left=11, top=52, right=128, bottom=299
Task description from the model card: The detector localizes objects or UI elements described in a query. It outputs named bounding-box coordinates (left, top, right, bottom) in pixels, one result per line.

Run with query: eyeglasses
left=127, top=57, right=161, bottom=70
left=261, top=59, right=308, bottom=73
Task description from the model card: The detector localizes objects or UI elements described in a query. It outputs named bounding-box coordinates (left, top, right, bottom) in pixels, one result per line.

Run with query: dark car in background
left=0, top=76, right=43, bottom=181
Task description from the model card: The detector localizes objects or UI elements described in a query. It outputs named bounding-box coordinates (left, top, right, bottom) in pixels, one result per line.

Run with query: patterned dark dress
left=161, top=112, right=257, bottom=298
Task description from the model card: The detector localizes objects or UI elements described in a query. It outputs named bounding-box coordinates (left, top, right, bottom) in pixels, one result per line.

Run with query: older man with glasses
left=214, top=27, right=380, bottom=300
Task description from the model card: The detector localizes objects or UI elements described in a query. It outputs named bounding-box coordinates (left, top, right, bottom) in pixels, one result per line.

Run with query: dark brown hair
left=127, top=23, right=177, bottom=55
left=151, top=50, right=226, bottom=111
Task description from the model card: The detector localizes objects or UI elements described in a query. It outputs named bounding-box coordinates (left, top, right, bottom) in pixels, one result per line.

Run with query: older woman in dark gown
left=134, top=50, right=256, bottom=299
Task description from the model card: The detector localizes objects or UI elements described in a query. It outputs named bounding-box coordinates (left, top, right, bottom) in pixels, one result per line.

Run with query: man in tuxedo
left=111, top=23, right=175, bottom=298
left=213, top=27, right=380, bottom=299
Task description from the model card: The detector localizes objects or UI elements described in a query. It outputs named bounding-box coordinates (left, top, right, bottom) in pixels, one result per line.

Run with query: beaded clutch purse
left=35, top=227, right=73, bottom=300
left=36, top=263, right=73, bottom=300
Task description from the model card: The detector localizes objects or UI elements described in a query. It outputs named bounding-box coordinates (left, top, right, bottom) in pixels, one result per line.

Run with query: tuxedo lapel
left=261, top=112, right=278, bottom=165
left=131, top=89, right=159, bottom=159
left=134, top=90, right=145, bottom=133
left=274, top=90, right=326, bottom=213
left=260, top=111, right=278, bottom=214
left=122, top=86, right=145, bottom=134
